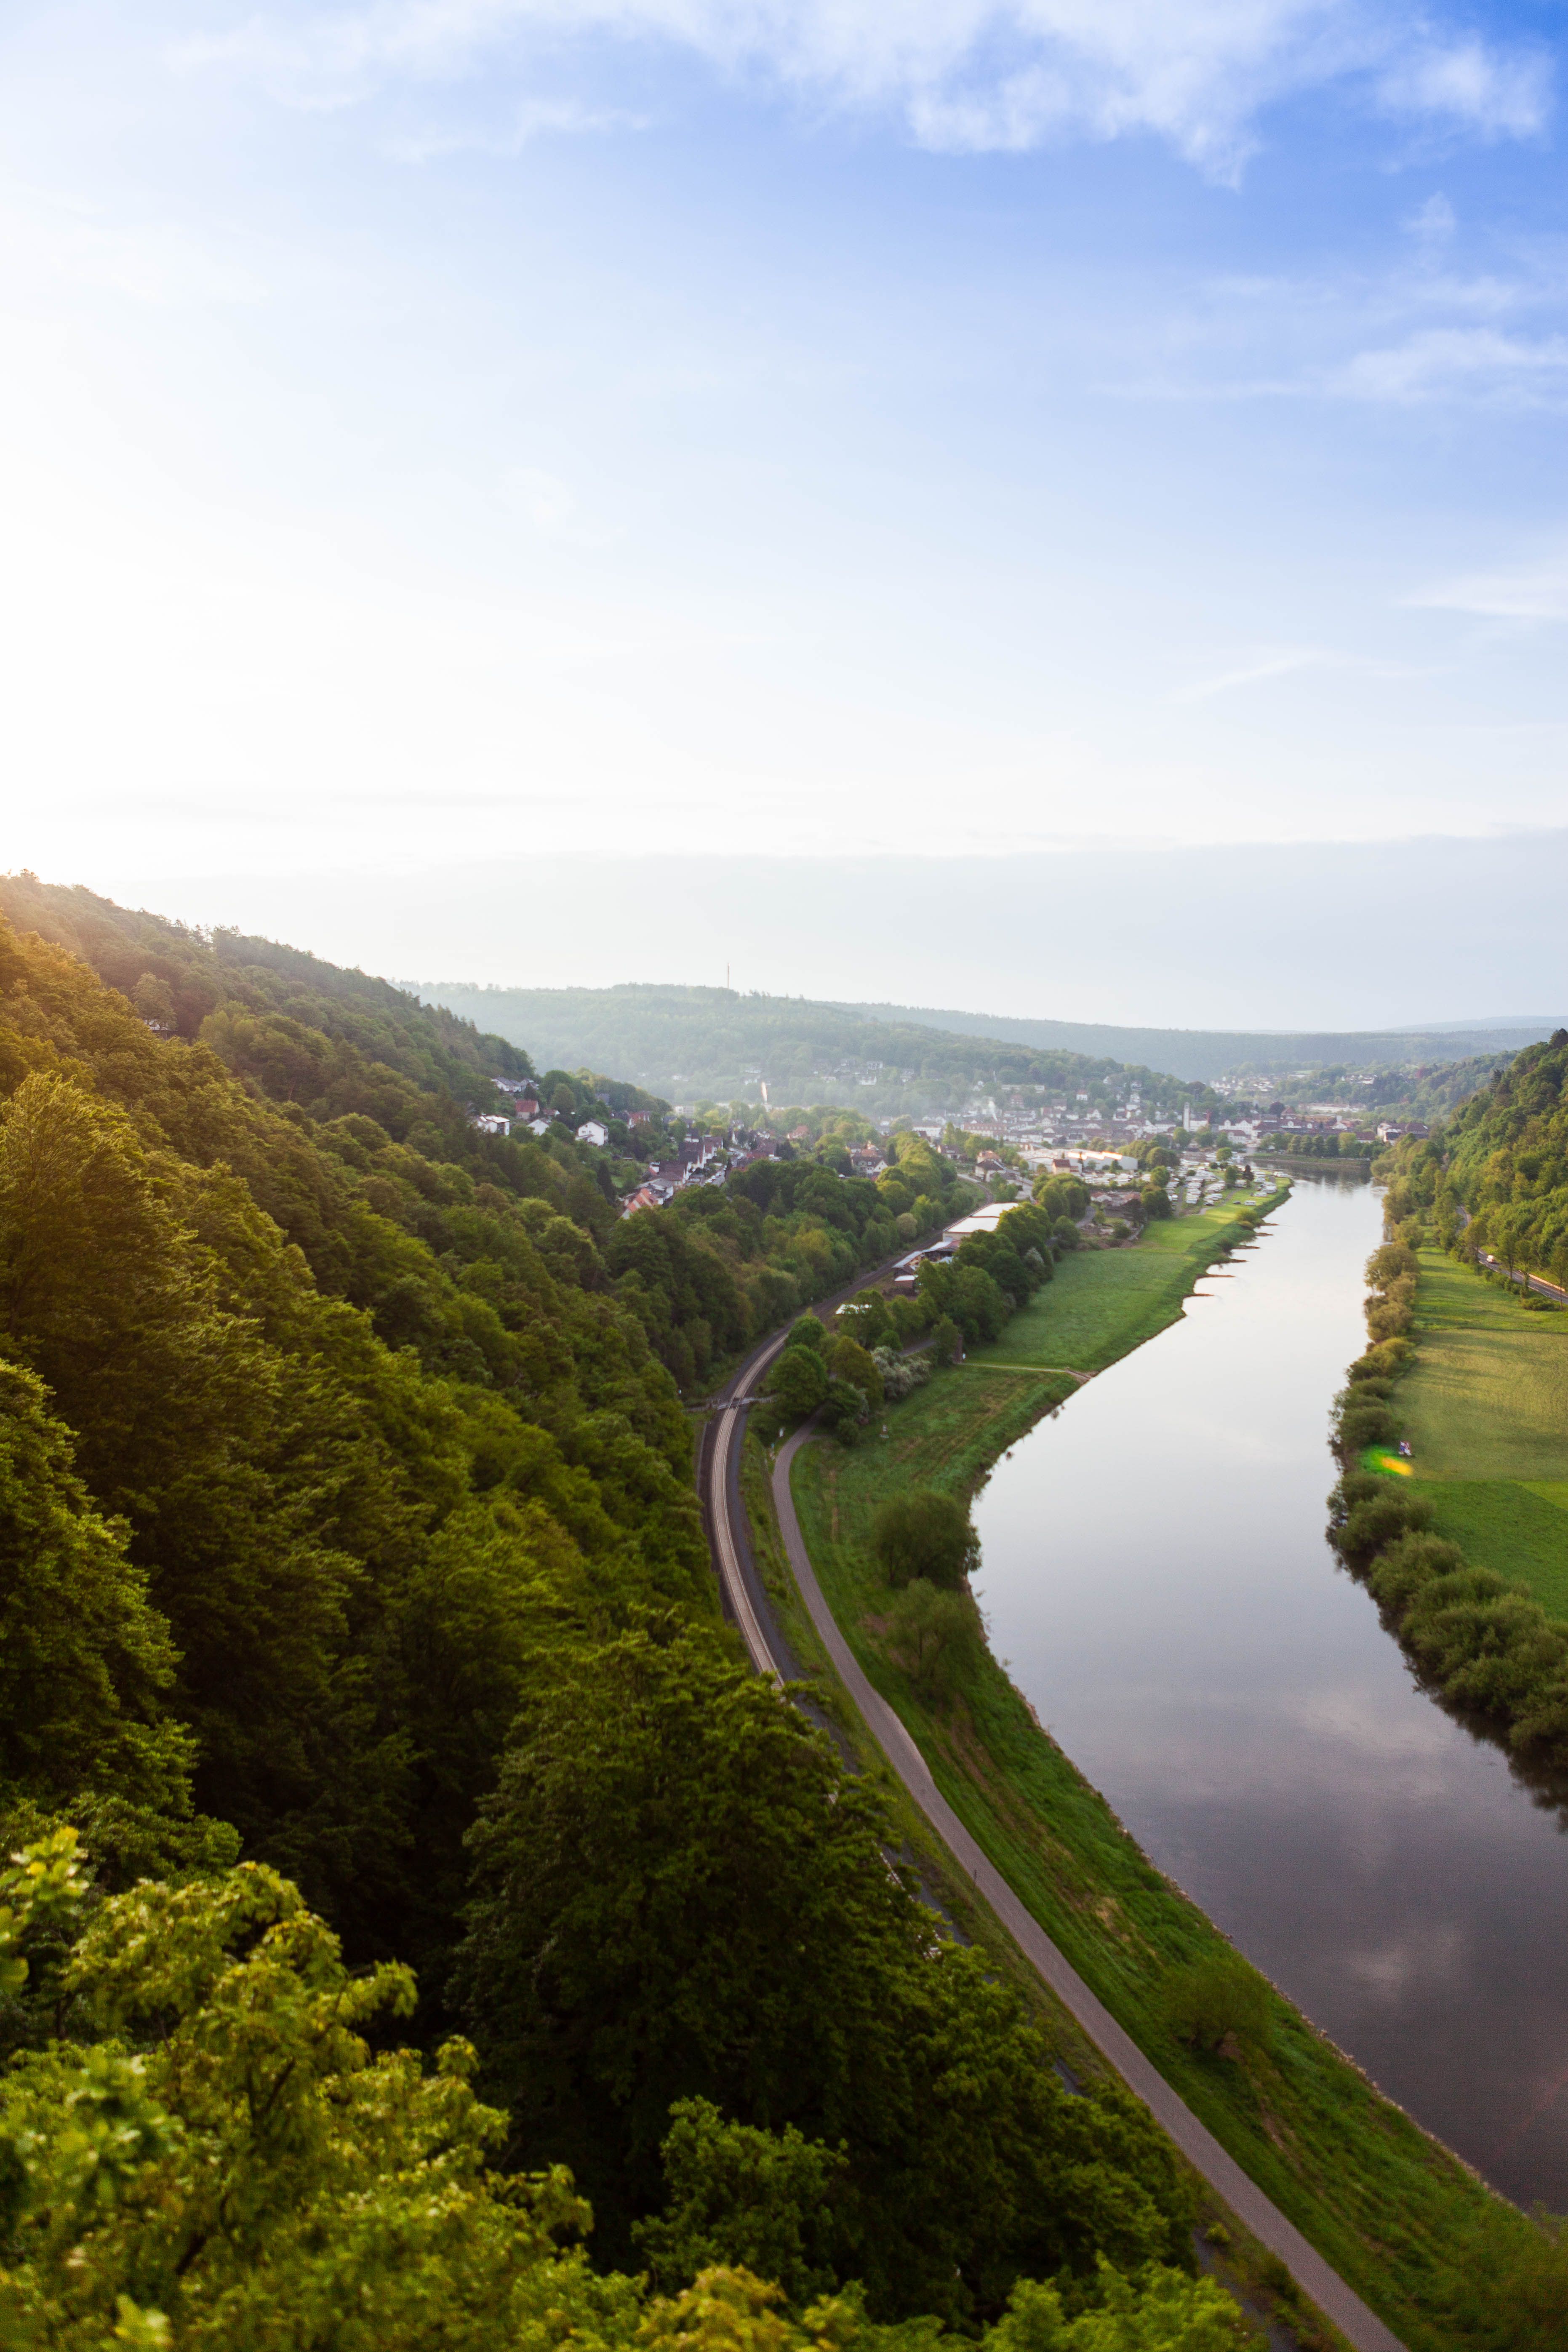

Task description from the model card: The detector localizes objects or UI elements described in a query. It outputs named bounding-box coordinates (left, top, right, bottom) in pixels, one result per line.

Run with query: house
left=471, top=1113, right=511, bottom=1136
left=578, top=1119, right=609, bottom=1149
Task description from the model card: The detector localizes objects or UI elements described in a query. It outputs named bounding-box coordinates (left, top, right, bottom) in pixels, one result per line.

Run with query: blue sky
left=2, top=0, right=1566, bottom=1006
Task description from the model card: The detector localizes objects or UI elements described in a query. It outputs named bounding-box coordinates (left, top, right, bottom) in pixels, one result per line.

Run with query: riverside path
left=697, top=1321, right=1406, bottom=2352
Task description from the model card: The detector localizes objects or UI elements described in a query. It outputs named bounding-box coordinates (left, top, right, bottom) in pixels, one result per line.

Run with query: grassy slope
left=774, top=1196, right=1501, bottom=2352
left=1403, top=1251, right=1568, bottom=1613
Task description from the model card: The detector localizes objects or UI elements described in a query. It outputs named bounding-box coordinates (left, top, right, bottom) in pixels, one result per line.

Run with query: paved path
left=698, top=1325, right=1405, bottom=2352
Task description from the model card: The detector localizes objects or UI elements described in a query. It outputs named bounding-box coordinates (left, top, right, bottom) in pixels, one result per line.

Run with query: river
left=971, top=1175, right=1568, bottom=2211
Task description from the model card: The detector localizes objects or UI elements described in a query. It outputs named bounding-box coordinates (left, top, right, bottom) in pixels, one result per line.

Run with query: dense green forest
left=1390, top=1029, right=1568, bottom=1288
left=0, top=885, right=1245, bottom=2348
left=413, top=981, right=1223, bottom=1124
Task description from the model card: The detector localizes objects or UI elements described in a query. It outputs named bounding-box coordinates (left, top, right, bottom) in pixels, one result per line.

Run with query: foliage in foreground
left=454, top=1613, right=1193, bottom=2317
left=0, top=1829, right=1253, bottom=2352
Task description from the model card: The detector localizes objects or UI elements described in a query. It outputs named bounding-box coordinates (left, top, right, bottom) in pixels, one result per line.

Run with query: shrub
left=1332, top=1488, right=1432, bottom=1568
left=871, top=1491, right=979, bottom=1589
left=1160, top=1952, right=1272, bottom=2055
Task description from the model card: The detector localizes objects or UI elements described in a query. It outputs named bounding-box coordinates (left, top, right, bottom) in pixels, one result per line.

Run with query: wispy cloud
left=1376, top=35, right=1551, bottom=140
left=385, top=95, right=651, bottom=159
left=1331, top=326, right=1568, bottom=405
left=1407, top=552, right=1568, bottom=621
left=1176, top=647, right=1330, bottom=702
left=176, top=1, right=1554, bottom=178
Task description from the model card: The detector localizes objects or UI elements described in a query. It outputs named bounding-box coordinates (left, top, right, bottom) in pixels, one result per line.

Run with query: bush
left=871, top=1490, right=979, bottom=1589
left=1160, top=1951, right=1272, bottom=2055
left=1332, top=1487, right=1432, bottom=1567
left=874, top=1346, right=931, bottom=1403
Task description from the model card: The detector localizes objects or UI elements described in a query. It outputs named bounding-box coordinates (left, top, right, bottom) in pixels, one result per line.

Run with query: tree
left=985, top=2266, right=1255, bottom=2351
left=836, top=1290, right=893, bottom=1351
left=882, top=1580, right=981, bottom=1702
left=829, top=1336, right=883, bottom=1411
left=635, top=2099, right=846, bottom=2307
left=455, top=1618, right=1192, bottom=2319
left=784, top=1316, right=828, bottom=1356
left=0, top=1833, right=628, bottom=2352
left=767, top=1347, right=829, bottom=1424
left=0, top=1360, right=189, bottom=1822
left=930, top=1315, right=962, bottom=1365
left=871, top=1491, right=979, bottom=1590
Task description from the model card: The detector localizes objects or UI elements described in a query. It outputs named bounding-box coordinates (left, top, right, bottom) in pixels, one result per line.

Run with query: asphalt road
left=698, top=1318, right=1406, bottom=2352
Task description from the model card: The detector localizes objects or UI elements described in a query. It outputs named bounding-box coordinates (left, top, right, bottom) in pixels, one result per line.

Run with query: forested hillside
left=0, top=886, right=1233, bottom=2348
left=413, top=979, right=1220, bottom=1123
left=1388, top=1029, right=1568, bottom=1288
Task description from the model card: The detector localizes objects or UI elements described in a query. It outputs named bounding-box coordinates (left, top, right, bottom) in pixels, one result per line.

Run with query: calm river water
left=972, top=1176, right=1568, bottom=2210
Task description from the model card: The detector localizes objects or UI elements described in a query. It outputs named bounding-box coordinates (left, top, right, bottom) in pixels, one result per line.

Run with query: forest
left=412, top=979, right=1224, bottom=1125
left=0, top=884, right=1248, bottom=2348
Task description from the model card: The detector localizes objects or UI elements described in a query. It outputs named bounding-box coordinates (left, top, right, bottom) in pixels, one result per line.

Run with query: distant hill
left=827, top=1003, right=1564, bottom=1085
left=411, top=979, right=1552, bottom=1112
left=408, top=982, right=1220, bottom=1120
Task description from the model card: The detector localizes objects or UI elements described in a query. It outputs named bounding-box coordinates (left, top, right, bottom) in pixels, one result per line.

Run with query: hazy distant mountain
left=411, top=978, right=1549, bottom=1112
left=827, top=1003, right=1563, bottom=1084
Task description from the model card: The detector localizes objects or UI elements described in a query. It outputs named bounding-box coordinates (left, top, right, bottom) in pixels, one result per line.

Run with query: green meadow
left=1404, top=1250, right=1568, bottom=1613
left=965, top=1199, right=1272, bottom=1377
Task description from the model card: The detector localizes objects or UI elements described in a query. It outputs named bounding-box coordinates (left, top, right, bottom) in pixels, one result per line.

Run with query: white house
left=578, top=1118, right=610, bottom=1149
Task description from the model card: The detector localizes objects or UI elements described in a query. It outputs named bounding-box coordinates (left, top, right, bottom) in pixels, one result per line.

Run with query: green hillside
left=413, top=979, right=1220, bottom=1121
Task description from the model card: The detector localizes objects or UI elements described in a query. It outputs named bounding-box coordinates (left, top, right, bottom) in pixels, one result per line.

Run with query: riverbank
left=748, top=1184, right=1524, bottom=2352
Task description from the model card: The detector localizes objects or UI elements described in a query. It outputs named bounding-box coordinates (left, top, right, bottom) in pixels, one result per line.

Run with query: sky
left=2, top=0, right=1566, bottom=1019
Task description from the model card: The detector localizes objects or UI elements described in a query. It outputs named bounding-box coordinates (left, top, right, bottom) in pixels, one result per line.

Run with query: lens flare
left=1365, top=1447, right=1414, bottom=1478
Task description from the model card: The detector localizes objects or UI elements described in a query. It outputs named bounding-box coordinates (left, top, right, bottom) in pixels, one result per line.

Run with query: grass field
left=1402, top=1250, right=1568, bottom=1611
left=966, top=1203, right=1265, bottom=1378
left=758, top=1186, right=1519, bottom=2352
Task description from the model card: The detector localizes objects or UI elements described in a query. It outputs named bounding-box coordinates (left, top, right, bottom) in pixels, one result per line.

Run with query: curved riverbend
left=973, top=1175, right=1568, bottom=2211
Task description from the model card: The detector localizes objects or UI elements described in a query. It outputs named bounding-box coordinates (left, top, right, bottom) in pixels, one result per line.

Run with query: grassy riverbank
left=755, top=1186, right=1515, bottom=2352
left=1401, top=1250, right=1568, bottom=1614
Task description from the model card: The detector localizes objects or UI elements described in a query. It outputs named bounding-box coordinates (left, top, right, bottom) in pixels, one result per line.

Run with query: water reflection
left=972, top=1176, right=1568, bottom=2209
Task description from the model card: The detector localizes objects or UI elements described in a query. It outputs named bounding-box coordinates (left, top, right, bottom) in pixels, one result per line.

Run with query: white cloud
left=1332, top=325, right=1568, bottom=403
left=177, top=1, right=1554, bottom=176
left=1403, top=190, right=1454, bottom=245
left=1407, top=552, right=1568, bottom=622
left=1378, top=36, right=1551, bottom=139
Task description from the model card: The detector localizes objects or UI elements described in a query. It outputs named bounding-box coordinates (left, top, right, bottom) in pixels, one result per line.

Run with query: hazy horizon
left=88, top=830, right=1568, bottom=1034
